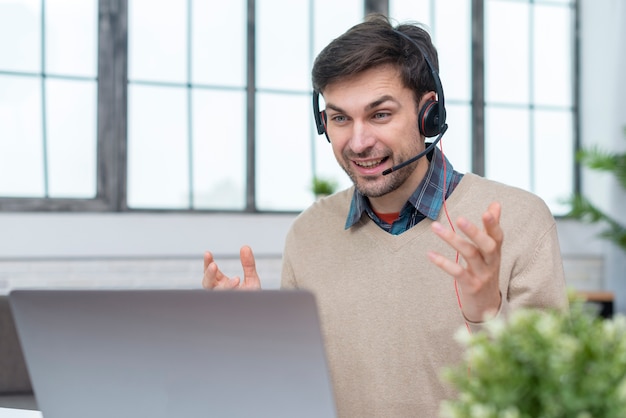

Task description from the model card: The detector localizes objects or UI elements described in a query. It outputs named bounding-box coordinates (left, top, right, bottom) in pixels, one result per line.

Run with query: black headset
left=312, top=29, right=447, bottom=144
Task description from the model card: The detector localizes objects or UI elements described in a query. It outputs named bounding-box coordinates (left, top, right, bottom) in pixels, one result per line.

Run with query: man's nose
left=349, top=121, right=376, bottom=153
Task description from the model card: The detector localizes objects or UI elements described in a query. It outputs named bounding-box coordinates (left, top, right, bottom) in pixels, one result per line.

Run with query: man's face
left=322, top=64, right=427, bottom=199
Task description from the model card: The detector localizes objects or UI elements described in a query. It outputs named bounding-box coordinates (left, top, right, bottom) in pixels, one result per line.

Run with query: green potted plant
left=440, top=294, right=626, bottom=418
left=311, top=176, right=338, bottom=199
left=565, top=127, right=626, bottom=252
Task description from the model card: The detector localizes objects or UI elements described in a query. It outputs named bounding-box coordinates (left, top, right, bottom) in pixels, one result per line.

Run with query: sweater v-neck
left=355, top=174, right=476, bottom=253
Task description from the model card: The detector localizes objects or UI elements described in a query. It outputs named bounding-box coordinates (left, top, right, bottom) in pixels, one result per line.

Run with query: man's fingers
left=455, top=217, right=498, bottom=261
left=430, top=202, right=504, bottom=320
left=487, top=201, right=501, bottom=223
left=439, top=203, right=502, bottom=267
left=483, top=202, right=503, bottom=246
left=202, top=259, right=218, bottom=289
left=240, top=246, right=256, bottom=271
left=240, top=245, right=262, bottom=289
left=203, top=246, right=262, bottom=290
left=427, top=250, right=465, bottom=278
left=431, top=221, right=477, bottom=261
left=203, top=254, right=236, bottom=289
left=203, top=261, right=242, bottom=289
left=204, top=251, right=214, bottom=272
left=431, top=205, right=503, bottom=280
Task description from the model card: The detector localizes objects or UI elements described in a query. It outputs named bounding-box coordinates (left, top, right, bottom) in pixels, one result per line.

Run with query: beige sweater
left=281, top=173, right=568, bottom=418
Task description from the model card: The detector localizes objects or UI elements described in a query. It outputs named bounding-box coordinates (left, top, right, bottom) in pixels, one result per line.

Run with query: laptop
left=8, top=289, right=337, bottom=418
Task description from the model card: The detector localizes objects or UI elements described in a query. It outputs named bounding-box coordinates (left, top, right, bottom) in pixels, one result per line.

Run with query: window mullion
left=97, top=0, right=128, bottom=211
left=471, top=0, right=485, bottom=176
left=246, top=0, right=256, bottom=212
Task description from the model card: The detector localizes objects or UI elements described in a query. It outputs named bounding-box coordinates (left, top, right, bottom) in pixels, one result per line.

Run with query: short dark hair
left=311, top=14, right=439, bottom=105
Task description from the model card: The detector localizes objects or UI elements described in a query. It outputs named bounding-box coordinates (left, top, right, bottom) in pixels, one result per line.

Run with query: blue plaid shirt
left=345, top=147, right=463, bottom=235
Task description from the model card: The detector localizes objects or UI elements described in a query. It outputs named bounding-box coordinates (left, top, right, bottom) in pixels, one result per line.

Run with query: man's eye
left=373, top=112, right=390, bottom=120
left=331, top=115, right=347, bottom=123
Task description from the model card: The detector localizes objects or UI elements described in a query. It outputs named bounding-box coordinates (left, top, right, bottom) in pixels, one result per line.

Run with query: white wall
left=0, top=0, right=624, bottom=313
left=579, top=0, right=626, bottom=313
left=0, top=210, right=613, bottom=309
left=0, top=213, right=294, bottom=292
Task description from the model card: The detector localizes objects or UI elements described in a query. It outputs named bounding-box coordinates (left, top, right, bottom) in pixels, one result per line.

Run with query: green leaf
left=563, top=195, right=626, bottom=252
left=440, top=300, right=626, bottom=418
left=564, top=128, right=626, bottom=253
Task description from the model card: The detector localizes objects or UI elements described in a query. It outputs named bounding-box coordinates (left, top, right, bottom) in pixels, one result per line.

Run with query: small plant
left=440, top=294, right=626, bottom=418
left=311, top=176, right=338, bottom=197
left=565, top=126, right=626, bottom=252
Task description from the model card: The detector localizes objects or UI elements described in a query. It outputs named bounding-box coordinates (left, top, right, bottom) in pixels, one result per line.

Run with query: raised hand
left=202, top=245, right=262, bottom=290
left=428, top=201, right=503, bottom=322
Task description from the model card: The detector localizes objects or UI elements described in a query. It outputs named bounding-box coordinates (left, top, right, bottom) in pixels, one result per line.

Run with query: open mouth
left=354, top=157, right=389, bottom=169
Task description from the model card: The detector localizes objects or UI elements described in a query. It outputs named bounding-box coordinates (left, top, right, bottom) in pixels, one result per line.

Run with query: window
left=0, top=0, right=99, bottom=207
left=255, top=0, right=362, bottom=211
left=390, top=0, right=473, bottom=173
left=484, top=0, right=575, bottom=214
left=0, top=0, right=577, bottom=215
left=127, top=0, right=246, bottom=210
left=390, top=0, right=576, bottom=215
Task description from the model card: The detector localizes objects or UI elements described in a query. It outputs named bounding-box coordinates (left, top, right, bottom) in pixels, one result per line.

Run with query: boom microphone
left=382, top=124, right=448, bottom=176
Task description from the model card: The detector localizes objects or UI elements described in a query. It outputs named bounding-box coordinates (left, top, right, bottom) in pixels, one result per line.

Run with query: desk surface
left=579, top=290, right=615, bottom=302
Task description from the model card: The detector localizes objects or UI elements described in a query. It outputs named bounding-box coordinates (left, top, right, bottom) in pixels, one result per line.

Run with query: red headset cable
left=438, top=137, right=472, bottom=380
left=438, top=137, right=472, bottom=337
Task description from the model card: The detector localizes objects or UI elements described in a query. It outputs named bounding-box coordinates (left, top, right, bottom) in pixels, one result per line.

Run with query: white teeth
left=355, top=159, right=383, bottom=168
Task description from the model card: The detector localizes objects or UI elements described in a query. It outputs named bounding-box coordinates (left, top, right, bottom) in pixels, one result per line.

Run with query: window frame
left=0, top=0, right=579, bottom=213
left=0, top=0, right=126, bottom=211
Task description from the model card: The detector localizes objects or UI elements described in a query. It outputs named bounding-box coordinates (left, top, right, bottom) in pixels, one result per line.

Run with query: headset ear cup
left=418, top=100, right=441, bottom=137
left=320, top=111, right=330, bottom=143
left=312, top=90, right=331, bottom=142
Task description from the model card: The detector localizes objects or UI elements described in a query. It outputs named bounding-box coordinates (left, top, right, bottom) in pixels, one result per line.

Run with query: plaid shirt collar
left=345, top=146, right=458, bottom=230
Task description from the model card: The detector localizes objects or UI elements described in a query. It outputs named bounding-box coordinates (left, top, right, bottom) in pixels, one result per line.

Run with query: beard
left=339, top=145, right=422, bottom=198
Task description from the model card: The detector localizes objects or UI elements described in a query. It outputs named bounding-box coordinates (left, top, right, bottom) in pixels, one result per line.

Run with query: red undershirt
left=374, top=211, right=400, bottom=225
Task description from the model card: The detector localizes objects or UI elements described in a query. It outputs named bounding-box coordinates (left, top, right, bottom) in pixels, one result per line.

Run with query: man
left=203, top=15, right=567, bottom=417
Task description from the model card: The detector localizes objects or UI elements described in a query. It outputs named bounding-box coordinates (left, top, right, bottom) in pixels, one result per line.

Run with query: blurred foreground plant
left=440, top=295, right=626, bottom=418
